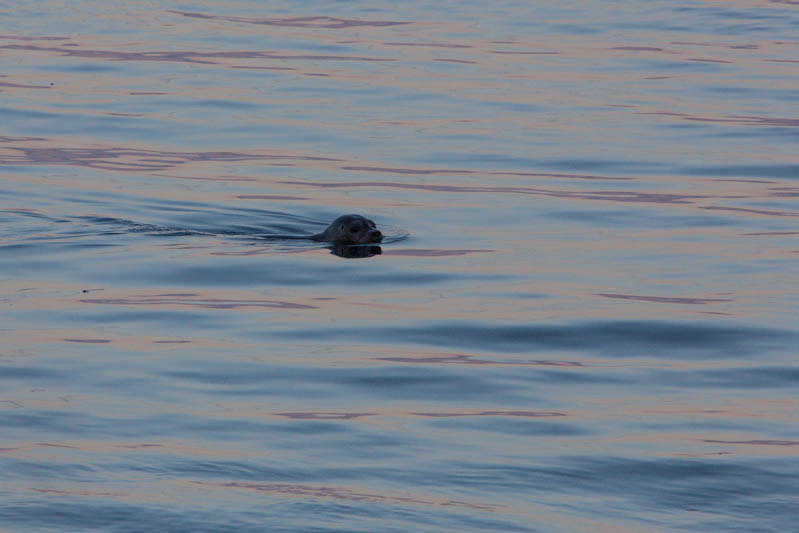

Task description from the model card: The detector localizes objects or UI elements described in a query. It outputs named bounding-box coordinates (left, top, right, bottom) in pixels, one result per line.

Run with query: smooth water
left=1, top=1, right=798, bottom=531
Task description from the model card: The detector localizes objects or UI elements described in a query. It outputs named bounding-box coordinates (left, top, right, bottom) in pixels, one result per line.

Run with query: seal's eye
left=350, top=225, right=360, bottom=234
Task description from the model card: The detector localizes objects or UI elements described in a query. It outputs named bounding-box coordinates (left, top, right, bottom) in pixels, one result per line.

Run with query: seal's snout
left=370, top=229, right=383, bottom=243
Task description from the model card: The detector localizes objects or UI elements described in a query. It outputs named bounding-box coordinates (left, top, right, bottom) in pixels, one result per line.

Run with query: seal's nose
left=371, top=229, right=383, bottom=242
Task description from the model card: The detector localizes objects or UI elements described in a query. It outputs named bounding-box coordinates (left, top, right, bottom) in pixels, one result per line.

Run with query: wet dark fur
left=311, top=214, right=382, bottom=244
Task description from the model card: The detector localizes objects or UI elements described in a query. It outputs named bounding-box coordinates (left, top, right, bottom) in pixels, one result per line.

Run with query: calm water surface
left=1, top=1, right=798, bottom=531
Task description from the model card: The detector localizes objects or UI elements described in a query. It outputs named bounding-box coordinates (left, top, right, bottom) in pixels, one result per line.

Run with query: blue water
left=1, top=1, right=798, bottom=531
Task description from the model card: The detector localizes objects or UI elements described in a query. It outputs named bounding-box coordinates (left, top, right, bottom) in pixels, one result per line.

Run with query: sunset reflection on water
left=1, top=1, right=798, bottom=531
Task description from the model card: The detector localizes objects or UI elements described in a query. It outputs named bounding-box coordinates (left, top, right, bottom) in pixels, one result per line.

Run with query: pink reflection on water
left=273, top=409, right=570, bottom=420
left=612, top=46, right=665, bottom=51
left=686, top=57, right=733, bottom=64
left=743, top=231, right=799, bottom=236
left=156, top=174, right=257, bottom=182
left=167, top=11, right=413, bottom=29
left=0, top=35, right=69, bottom=41
left=0, top=135, right=46, bottom=142
left=192, top=481, right=501, bottom=512
left=412, top=411, right=566, bottom=418
left=491, top=50, right=559, bottom=55
left=434, top=58, right=477, bottom=64
left=770, top=187, right=799, bottom=198
left=1, top=44, right=394, bottom=64
left=375, top=354, right=587, bottom=366
left=701, top=439, right=799, bottom=446
left=31, top=488, right=128, bottom=498
left=285, top=180, right=703, bottom=205
left=713, top=179, right=776, bottom=184
left=383, top=42, right=471, bottom=48
left=640, top=111, right=799, bottom=127
left=701, top=206, right=799, bottom=217
left=81, top=295, right=317, bottom=310
left=595, top=293, right=733, bottom=305
left=275, top=412, right=374, bottom=420
left=237, top=194, right=310, bottom=201
left=0, top=81, right=52, bottom=89
left=0, top=439, right=258, bottom=459
left=338, top=165, right=627, bottom=180
left=230, top=65, right=295, bottom=70
left=0, top=144, right=341, bottom=172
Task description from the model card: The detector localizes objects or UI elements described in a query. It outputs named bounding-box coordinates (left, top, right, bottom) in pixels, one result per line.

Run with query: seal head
left=313, top=214, right=382, bottom=244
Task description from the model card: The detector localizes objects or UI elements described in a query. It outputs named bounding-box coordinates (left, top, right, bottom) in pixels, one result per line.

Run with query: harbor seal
left=311, top=214, right=382, bottom=244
